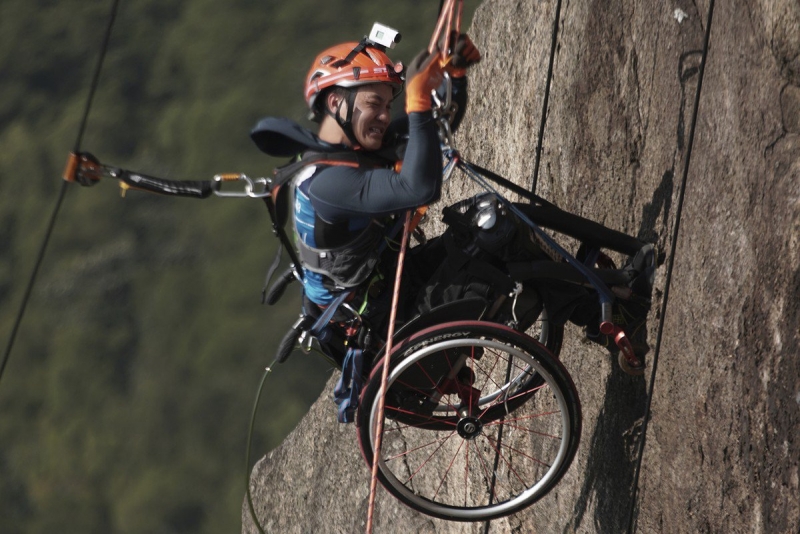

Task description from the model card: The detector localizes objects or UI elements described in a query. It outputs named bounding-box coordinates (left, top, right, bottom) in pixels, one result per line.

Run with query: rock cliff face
left=244, top=1, right=799, bottom=532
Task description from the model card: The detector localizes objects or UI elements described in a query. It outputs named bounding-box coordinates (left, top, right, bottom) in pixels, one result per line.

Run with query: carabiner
left=212, top=174, right=271, bottom=198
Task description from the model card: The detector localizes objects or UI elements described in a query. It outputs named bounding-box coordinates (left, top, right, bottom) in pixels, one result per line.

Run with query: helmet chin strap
left=325, top=89, right=361, bottom=148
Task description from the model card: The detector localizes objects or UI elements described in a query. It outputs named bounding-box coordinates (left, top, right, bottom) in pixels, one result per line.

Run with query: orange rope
left=428, top=0, right=463, bottom=57
left=428, top=0, right=454, bottom=54
left=365, top=211, right=412, bottom=533
left=365, top=5, right=462, bottom=531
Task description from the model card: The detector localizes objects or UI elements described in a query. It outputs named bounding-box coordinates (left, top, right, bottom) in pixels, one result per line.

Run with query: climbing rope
left=0, top=0, right=121, bottom=387
left=480, top=6, right=562, bottom=530
left=530, top=0, right=563, bottom=196
left=625, top=1, right=716, bottom=532
left=365, top=211, right=413, bottom=534
left=364, top=4, right=462, bottom=531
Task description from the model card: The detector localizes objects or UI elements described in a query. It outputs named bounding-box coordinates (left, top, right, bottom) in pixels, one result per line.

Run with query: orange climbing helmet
left=304, top=40, right=404, bottom=121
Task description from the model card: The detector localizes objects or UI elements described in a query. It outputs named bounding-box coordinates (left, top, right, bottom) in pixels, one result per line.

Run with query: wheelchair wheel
left=356, top=321, right=581, bottom=521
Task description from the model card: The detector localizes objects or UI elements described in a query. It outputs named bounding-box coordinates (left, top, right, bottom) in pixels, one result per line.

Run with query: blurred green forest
left=0, top=1, right=477, bottom=532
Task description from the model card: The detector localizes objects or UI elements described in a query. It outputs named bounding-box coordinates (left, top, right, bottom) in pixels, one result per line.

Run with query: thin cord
left=0, top=0, right=121, bottom=387
left=480, top=4, right=565, bottom=523
left=244, top=359, right=279, bottom=534
left=625, top=1, right=715, bottom=531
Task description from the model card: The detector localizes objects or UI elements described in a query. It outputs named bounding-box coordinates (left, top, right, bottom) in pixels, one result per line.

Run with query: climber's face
left=327, top=84, right=394, bottom=150
left=349, top=84, right=393, bottom=150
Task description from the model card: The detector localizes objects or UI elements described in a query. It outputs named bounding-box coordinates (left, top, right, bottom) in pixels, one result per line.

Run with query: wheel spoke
left=480, top=434, right=533, bottom=488
left=484, top=433, right=553, bottom=469
left=463, top=436, right=471, bottom=508
left=482, top=409, right=561, bottom=427
left=476, top=381, right=548, bottom=420
left=471, top=433, right=510, bottom=504
left=400, top=430, right=458, bottom=485
left=394, top=371, right=460, bottom=414
left=432, top=438, right=466, bottom=500
left=472, top=347, right=511, bottom=392
left=485, top=421, right=561, bottom=440
left=383, top=432, right=453, bottom=462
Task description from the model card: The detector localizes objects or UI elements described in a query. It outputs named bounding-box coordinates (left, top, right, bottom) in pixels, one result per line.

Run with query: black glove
left=448, top=33, right=481, bottom=76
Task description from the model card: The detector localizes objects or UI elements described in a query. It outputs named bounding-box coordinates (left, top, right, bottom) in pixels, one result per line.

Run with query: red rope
left=365, top=210, right=412, bottom=533
left=428, top=0, right=463, bottom=56
left=366, top=5, right=462, bottom=530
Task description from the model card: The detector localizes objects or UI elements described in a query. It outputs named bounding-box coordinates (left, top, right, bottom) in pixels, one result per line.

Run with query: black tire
left=356, top=321, right=581, bottom=522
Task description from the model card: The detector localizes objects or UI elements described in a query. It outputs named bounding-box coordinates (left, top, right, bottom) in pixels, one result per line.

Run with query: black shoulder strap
left=263, top=150, right=397, bottom=283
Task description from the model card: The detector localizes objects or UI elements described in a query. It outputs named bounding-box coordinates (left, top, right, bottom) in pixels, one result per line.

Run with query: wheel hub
left=456, top=416, right=483, bottom=439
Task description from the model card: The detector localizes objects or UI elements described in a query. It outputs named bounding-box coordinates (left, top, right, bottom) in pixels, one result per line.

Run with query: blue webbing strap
left=333, top=347, right=365, bottom=423
left=309, top=291, right=350, bottom=339
left=304, top=291, right=363, bottom=423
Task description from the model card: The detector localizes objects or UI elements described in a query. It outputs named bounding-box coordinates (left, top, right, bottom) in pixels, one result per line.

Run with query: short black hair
left=311, top=86, right=352, bottom=123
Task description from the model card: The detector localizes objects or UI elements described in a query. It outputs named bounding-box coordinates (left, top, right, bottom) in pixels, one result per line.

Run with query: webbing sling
left=332, top=347, right=364, bottom=423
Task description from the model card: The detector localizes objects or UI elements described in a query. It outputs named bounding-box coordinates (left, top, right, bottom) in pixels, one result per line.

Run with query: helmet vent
left=365, top=49, right=383, bottom=66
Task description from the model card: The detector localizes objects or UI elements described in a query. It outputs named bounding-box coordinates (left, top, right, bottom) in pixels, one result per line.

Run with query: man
left=250, top=31, right=481, bottom=420
left=250, top=30, right=481, bottom=339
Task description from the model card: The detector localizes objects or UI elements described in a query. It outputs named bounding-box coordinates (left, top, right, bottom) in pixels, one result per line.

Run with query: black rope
left=0, top=183, right=69, bottom=385
left=481, top=3, right=562, bottom=522
left=625, top=1, right=715, bottom=531
left=530, top=0, right=562, bottom=196
left=73, top=0, right=121, bottom=153
left=0, top=0, right=121, bottom=387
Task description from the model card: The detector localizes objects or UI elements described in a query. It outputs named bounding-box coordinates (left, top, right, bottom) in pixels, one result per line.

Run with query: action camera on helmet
left=368, top=22, right=401, bottom=50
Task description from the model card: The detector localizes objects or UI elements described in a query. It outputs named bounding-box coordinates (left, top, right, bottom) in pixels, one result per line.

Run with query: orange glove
left=446, top=33, right=481, bottom=78
left=405, top=48, right=445, bottom=114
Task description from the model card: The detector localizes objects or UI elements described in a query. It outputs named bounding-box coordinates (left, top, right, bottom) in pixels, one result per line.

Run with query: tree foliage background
left=0, top=1, right=475, bottom=532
